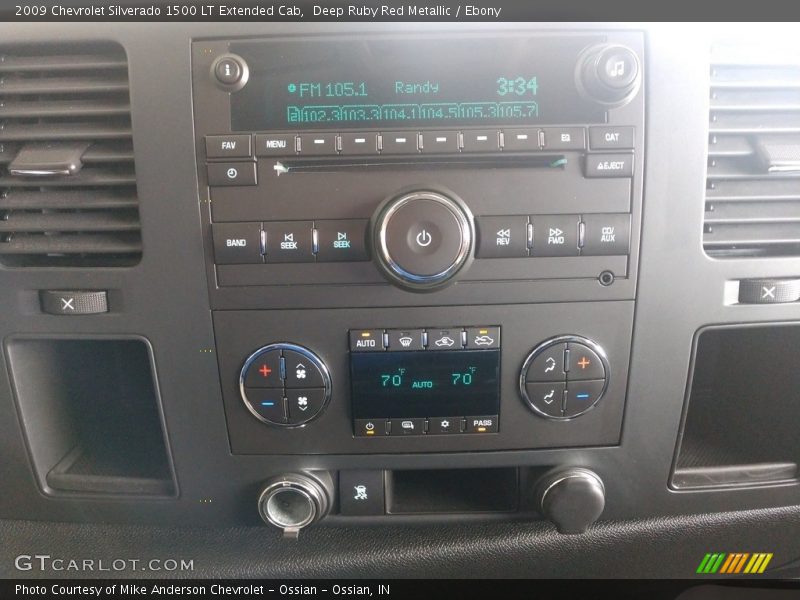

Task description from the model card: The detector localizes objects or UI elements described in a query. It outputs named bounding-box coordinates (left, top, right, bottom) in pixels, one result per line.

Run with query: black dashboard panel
left=0, top=21, right=799, bottom=577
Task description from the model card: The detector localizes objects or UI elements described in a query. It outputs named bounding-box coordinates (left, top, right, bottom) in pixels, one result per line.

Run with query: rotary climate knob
left=371, top=189, right=474, bottom=292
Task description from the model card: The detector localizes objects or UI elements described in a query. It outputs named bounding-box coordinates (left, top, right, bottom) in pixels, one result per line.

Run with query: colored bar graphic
left=719, top=553, right=735, bottom=574
left=698, top=552, right=773, bottom=575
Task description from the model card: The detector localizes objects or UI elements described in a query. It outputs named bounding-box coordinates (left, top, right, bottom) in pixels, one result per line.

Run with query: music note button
left=598, top=47, right=638, bottom=89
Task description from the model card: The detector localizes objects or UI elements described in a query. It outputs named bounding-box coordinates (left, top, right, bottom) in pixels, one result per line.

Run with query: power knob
left=535, top=468, right=605, bottom=534
left=576, top=44, right=641, bottom=108
left=370, top=189, right=474, bottom=292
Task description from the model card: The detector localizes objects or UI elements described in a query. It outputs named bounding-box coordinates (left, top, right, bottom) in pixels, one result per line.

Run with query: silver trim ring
left=519, top=335, right=610, bottom=421
left=239, top=342, right=332, bottom=428
left=376, top=191, right=473, bottom=288
left=257, top=475, right=328, bottom=531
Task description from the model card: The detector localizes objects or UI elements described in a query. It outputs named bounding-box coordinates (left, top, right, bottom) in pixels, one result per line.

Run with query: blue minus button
left=576, top=393, right=590, bottom=400
left=261, top=401, right=275, bottom=406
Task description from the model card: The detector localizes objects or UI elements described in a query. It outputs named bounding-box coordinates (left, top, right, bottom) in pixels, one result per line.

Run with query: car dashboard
left=1, top=21, right=800, bottom=579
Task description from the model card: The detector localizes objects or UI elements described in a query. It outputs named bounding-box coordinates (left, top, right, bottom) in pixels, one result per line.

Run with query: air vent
left=705, top=43, right=800, bottom=258
left=0, top=43, right=141, bottom=267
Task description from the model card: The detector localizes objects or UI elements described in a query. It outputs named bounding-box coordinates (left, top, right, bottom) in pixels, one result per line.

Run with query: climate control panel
left=520, top=336, right=610, bottom=419
left=239, top=343, right=332, bottom=426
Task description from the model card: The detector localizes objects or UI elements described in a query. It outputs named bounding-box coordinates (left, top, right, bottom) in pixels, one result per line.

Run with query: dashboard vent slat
left=0, top=42, right=141, bottom=267
left=0, top=121, right=132, bottom=142
left=705, top=44, right=800, bottom=258
left=0, top=76, right=129, bottom=95
left=0, top=210, right=140, bottom=233
left=0, top=189, right=138, bottom=210
left=0, top=54, right=128, bottom=73
left=0, top=99, right=131, bottom=119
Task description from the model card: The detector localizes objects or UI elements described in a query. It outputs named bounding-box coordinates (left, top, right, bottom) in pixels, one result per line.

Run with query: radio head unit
left=193, top=31, right=643, bottom=455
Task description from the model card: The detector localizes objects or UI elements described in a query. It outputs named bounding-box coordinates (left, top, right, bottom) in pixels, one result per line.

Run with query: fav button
left=205, top=134, right=252, bottom=159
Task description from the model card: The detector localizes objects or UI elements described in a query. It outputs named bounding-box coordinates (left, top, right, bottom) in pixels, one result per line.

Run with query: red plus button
left=244, top=350, right=282, bottom=388
left=567, top=343, right=606, bottom=381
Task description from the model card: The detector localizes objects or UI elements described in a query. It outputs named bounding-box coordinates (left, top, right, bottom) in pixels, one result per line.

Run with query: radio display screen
left=230, top=35, right=606, bottom=131
left=350, top=349, right=500, bottom=419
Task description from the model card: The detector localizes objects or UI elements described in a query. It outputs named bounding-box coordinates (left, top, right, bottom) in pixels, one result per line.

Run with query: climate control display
left=350, top=326, right=501, bottom=436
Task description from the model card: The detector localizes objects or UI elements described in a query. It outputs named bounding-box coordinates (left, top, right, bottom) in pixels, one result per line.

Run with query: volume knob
left=371, top=189, right=474, bottom=292
left=576, top=44, right=641, bottom=107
